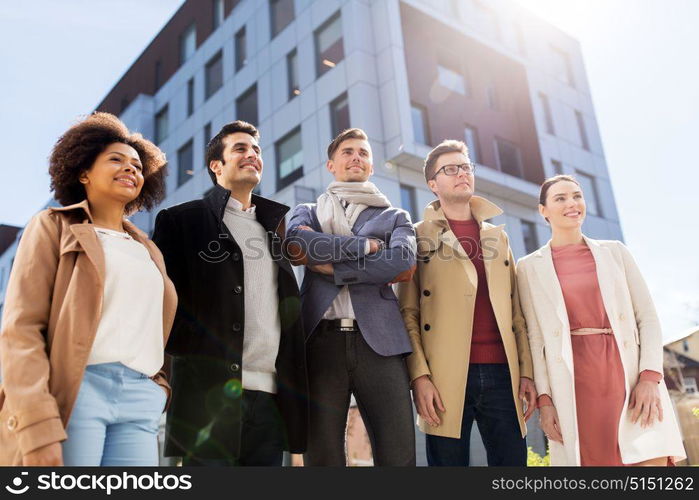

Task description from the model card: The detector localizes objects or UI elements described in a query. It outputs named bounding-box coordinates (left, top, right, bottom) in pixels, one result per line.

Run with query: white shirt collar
left=226, top=196, right=256, bottom=214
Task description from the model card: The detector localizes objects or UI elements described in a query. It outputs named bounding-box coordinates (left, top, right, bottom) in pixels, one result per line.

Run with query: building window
left=315, top=12, right=344, bottom=77
left=270, top=0, right=295, bottom=38
left=474, top=1, right=500, bottom=40
left=276, top=127, right=303, bottom=190
left=575, top=110, right=590, bottom=150
left=154, top=60, right=163, bottom=91
left=177, top=140, right=194, bottom=188
left=464, top=126, right=480, bottom=164
left=495, top=138, right=523, bottom=178
left=287, top=49, right=300, bottom=99
left=411, top=103, right=430, bottom=146
left=539, top=92, right=555, bottom=134
left=552, top=159, right=563, bottom=175
left=236, top=84, right=258, bottom=125
left=187, top=78, right=194, bottom=116
left=683, top=340, right=690, bottom=352
left=204, top=122, right=212, bottom=145
left=203, top=122, right=212, bottom=166
left=684, top=377, right=698, bottom=394
left=437, top=64, right=467, bottom=95
left=330, top=93, right=350, bottom=138
left=486, top=81, right=499, bottom=110
left=235, top=26, right=247, bottom=72
left=575, top=171, right=601, bottom=216
left=521, top=220, right=539, bottom=254
left=179, top=24, right=196, bottom=66
left=213, top=0, right=224, bottom=29
left=119, top=96, right=130, bottom=113
left=551, top=46, right=574, bottom=86
left=205, top=51, right=223, bottom=99
left=154, top=105, right=169, bottom=144
left=400, top=184, right=418, bottom=223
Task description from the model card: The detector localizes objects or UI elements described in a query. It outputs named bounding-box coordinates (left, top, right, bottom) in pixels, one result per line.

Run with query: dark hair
left=327, top=128, right=369, bottom=160
left=205, top=121, right=260, bottom=185
left=48, top=112, right=167, bottom=214
left=423, top=140, right=470, bottom=182
left=538, top=174, right=581, bottom=223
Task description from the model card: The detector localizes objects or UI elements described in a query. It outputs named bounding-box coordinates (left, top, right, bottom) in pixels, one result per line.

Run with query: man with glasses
left=396, top=139, right=536, bottom=466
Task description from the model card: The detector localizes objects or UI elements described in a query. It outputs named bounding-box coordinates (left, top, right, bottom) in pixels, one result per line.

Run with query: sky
left=0, top=0, right=697, bottom=339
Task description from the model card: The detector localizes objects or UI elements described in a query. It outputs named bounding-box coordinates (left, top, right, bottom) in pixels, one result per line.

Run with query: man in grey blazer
left=286, top=128, right=416, bottom=466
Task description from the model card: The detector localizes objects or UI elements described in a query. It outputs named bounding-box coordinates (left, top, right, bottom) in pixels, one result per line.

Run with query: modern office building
left=0, top=0, right=623, bottom=464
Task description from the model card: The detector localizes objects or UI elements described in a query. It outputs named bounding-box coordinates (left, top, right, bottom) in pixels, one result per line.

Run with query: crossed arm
left=285, top=204, right=417, bottom=285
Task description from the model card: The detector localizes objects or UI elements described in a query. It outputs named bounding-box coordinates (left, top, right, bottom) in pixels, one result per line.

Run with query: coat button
left=232, top=323, right=241, bottom=332
left=623, top=340, right=629, bottom=349
left=232, top=253, right=241, bottom=261
left=7, top=415, right=17, bottom=431
left=230, top=363, right=240, bottom=372
left=553, top=329, right=560, bottom=337
left=619, top=313, right=625, bottom=321
left=233, top=285, right=243, bottom=294
left=424, top=324, right=431, bottom=331
left=556, top=356, right=562, bottom=363
left=504, top=260, right=510, bottom=266
left=423, top=290, right=431, bottom=297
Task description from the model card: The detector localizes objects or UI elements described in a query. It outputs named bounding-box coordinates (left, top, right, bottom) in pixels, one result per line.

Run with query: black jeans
left=426, top=364, right=526, bottom=466
left=181, top=390, right=284, bottom=466
left=304, top=321, right=416, bottom=466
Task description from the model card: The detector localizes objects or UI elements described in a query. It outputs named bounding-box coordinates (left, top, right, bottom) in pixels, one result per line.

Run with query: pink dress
left=549, top=244, right=661, bottom=466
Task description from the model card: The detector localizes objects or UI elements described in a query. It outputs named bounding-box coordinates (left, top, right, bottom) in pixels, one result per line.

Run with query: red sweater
left=447, top=218, right=507, bottom=364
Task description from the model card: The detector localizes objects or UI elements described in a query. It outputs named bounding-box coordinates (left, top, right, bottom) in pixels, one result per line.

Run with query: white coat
left=516, top=236, right=686, bottom=465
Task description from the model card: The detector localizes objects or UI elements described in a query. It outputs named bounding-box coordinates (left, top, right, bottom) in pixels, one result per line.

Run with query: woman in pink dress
left=515, top=175, right=685, bottom=466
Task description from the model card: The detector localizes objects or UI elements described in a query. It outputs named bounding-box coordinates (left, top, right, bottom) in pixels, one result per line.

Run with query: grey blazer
left=286, top=203, right=416, bottom=357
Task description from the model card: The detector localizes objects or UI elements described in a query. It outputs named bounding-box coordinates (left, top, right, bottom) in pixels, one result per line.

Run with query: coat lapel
left=480, top=223, right=504, bottom=290
left=531, top=242, right=574, bottom=373
left=439, top=229, right=478, bottom=290
left=582, top=235, right=619, bottom=332
left=69, top=224, right=106, bottom=286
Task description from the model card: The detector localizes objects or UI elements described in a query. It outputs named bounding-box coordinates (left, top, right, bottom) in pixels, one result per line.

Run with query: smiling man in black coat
left=152, top=121, right=308, bottom=466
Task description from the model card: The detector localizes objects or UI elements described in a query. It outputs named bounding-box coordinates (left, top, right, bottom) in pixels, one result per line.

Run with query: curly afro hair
left=49, top=112, right=167, bottom=214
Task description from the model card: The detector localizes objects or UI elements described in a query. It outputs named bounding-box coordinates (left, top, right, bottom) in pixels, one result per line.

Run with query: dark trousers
left=304, top=321, right=416, bottom=466
left=182, top=390, right=284, bottom=466
left=426, top=364, right=526, bottom=466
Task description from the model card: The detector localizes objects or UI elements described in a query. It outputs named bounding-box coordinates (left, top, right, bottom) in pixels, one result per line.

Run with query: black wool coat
left=152, top=184, right=308, bottom=459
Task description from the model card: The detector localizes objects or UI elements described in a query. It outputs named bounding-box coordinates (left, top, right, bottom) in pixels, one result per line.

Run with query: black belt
left=319, top=319, right=359, bottom=332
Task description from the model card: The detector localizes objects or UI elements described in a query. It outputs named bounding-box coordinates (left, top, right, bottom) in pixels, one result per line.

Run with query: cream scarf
left=316, top=181, right=391, bottom=236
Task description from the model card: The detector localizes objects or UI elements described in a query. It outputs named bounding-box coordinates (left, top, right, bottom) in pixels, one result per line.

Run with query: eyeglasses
left=431, top=162, right=476, bottom=180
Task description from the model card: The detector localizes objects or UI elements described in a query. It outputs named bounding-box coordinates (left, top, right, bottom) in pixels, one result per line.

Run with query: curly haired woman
left=0, top=112, right=176, bottom=466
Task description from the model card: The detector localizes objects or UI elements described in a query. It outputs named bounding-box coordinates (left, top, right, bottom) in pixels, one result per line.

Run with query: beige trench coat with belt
left=516, top=236, right=686, bottom=465
left=0, top=200, right=177, bottom=465
left=397, top=197, right=533, bottom=439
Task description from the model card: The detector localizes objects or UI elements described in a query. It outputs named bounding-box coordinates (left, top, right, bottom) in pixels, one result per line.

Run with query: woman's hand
left=23, top=442, right=63, bottom=466
left=629, top=380, right=663, bottom=428
left=539, top=405, right=564, bottom=444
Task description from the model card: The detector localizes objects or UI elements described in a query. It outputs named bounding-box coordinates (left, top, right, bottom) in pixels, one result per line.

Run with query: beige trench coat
left=397, top=197, right=533, bottom=439
left=516, top=236, right=686, bottom=465
left=0, top=200, right=177, bottom=465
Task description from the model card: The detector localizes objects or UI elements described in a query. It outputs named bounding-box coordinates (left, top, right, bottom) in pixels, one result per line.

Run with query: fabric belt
left=319, top=318, right=359, bottom=332
left=570, top=327, right=613, bottom=336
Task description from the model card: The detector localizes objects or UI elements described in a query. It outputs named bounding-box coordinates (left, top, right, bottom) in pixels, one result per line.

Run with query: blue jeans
left=426, top=364, right=526, bottom=466
left=62, top=362, right=166, bottom=466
